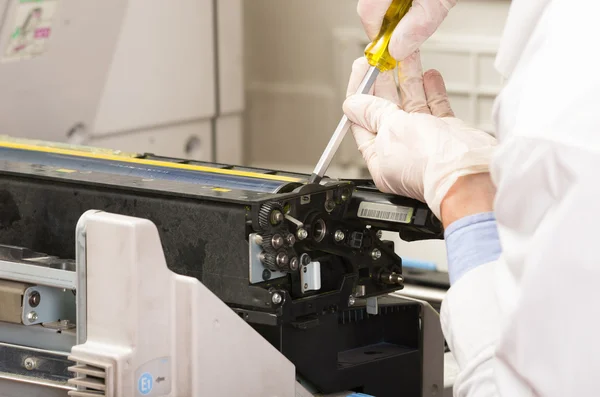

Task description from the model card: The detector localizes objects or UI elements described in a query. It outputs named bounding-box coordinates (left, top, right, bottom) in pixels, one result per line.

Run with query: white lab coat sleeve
left=438, top=1, right=600, bottom=395
left=440, top=260, right=503, bottom=397
left=441, top=160, right=600, bottom=397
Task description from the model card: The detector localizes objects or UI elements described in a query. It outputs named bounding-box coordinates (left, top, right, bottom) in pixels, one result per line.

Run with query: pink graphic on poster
left=34, top=28, right=51, bottom=39
left=3, top=0, right=59, bottom=62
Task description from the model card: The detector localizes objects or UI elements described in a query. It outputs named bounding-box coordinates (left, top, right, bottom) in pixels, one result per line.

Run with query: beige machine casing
left=0, top=0, right=243, bottom=164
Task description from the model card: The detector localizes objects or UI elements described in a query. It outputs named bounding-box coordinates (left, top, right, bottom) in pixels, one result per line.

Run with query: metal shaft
left=308, top=66, right=380, bottom=184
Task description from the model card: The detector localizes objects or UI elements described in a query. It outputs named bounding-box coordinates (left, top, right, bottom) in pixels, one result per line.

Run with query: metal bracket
left=0, top=342, right=75, bottom=389
left=0, top=259, right=76, bottom=290
left=300, top=260, right=321, bottom=293
left=21, top=285, right=76, bottom=326
left=366, top=296, right=379, bottom=315
left=248, top=233, right=286, bottom=284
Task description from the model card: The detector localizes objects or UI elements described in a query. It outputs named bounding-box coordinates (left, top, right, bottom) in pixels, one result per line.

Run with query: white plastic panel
left=216, top=114, right=243, bottom=164
left=71, top=211, right=296, bottom=396
left=89, top=120, right=213, bottom=161
left=0, top=0, right=127, bottom=142
left=217, top=0, right=244, bottom=114
left=92, top=0, right=216, bottom=136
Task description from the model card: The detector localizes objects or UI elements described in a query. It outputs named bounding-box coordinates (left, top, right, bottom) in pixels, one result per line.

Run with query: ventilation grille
left=67, top=360, right=108, bottom=397
left=339, top=304, right=410, bottom=324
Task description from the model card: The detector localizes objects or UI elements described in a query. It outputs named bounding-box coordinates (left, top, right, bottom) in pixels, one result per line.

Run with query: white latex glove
left=357, top=0, right=456, bottom=61
left=343, top=53, right=496, bottom=219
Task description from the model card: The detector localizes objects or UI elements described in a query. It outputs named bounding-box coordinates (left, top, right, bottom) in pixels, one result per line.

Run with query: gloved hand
left=357, top=0, right=457, bottom=61
left=343, top=52, right=496, bottom=219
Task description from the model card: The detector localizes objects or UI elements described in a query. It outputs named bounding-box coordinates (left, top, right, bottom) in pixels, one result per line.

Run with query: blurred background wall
left=244, top=1, right=510, bottom=174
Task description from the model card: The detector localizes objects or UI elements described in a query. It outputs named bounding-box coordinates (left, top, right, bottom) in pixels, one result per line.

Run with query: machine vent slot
left=339, top=305, right=407, bottom=324
left=67, top=362, right=108, bottom=397
left=339, top=308, right=367, bottom=324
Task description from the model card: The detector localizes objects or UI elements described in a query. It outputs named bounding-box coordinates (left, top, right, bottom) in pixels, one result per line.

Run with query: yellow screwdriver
left=308, top=0, right=413, bottom=184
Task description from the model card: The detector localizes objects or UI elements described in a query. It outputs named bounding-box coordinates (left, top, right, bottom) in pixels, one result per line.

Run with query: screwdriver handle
left=308, top=0, right=413, bottom=184
left=364, top=0, right=413, bottom=72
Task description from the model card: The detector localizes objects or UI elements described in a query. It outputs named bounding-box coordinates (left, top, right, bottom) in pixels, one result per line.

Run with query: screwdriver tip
left=308, top=173, right=322, bottom=185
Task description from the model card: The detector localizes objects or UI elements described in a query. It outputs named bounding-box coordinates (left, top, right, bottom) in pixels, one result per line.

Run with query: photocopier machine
left=0, top=0, right=455, bottom=394
left=0, top=136, right=453, bottom=397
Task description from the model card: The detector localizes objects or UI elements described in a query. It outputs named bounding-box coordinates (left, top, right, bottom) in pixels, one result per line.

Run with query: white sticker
left=357, top=202, right=413, bottom=224
left=3, top=0, right=59, bottom=62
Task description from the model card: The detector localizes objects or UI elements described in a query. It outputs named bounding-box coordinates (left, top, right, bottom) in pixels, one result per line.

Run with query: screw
left=376, top=230, right=383, bottom=239
left=289, top=257, right=299, bottom=271
left=254, top=234, right=263, bottom=245
left=28, top=291, right=41, bottom=308
left=340, top=188, right=350, bottom=201
left=24, top=358, right=36, bottom=371
left=271, top=234, right=284, bottom=249
left=348, top=296, right=356, bottom=306
left=27, top=311, right=38, bottom=322
left=276, top=252, right=289, bottom=266
left=324, top=200, right=336, bottom=212
left=371, top=248, right=382, bottom=260
left=303, top=283, right=308, bottom=290
left=297, top=228, right=308, bottom=240
left=286, top=234, right=296, bottom=246
left=355, top=285, right=366, bottom=297
left=262, top=268, right=271, bottom=280
left=271, top=210, right=284, bottom=225
left=334, top=230, right=345, bottom=242
left=300, top=254, right=311, bottom=266
left=389, top=273, right=403, bottom=284
left=271, top=292, right=283, bottom=305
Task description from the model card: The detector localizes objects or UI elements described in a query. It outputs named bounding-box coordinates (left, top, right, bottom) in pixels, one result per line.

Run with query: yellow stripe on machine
left=0, top=137, right=302, bottom=183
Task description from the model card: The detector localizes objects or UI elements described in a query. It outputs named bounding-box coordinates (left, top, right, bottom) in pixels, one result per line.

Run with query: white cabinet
left=89, top=120, right=213, bottom=161
left=0, top=0, right=244, bottom=164
left=92, top=0, right=216, bottom=136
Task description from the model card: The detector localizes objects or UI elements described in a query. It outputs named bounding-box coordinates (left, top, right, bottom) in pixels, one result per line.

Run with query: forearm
left=440, top=173, right=501, bottom=284
left=441, top=173, right=496, bottom=229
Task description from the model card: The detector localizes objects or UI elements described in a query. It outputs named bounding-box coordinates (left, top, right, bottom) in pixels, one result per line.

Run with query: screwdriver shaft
left=308, top=66, right=380, bottom=184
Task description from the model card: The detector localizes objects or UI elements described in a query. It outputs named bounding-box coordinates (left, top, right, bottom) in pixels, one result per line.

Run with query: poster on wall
left=3, top=0, right=59, bottom=62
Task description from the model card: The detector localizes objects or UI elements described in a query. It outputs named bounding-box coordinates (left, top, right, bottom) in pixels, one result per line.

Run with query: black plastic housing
left=0, top=151, right=442, bottom=397
left=254, top=298, right=423, bottom=396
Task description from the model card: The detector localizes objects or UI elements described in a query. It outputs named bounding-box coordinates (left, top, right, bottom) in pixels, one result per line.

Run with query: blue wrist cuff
left=444, top=212, right=502, bottom=285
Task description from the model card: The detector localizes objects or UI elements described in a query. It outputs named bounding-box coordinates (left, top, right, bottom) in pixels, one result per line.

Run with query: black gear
left=261, top=233, right=285, bottom=251
left=261, top=251, right=278, bottom=271
left=258, top=202, right=284, bottom=230
left=261, top=248, right=293, bottom=272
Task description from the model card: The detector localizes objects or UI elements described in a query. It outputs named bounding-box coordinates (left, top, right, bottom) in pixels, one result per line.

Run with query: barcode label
left=359, top=208, right=408, bottom=222
left=357, top=202, right=413, bottom=224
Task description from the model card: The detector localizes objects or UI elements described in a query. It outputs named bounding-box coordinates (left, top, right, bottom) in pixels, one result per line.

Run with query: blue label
left=138, top=372, right=153, bottom=395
